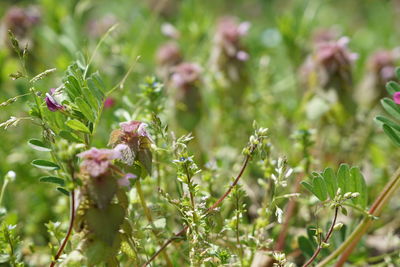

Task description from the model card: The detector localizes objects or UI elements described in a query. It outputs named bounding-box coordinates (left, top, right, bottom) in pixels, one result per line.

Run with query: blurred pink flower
left=171, top=62, right=202, bottom=90
left=315, top=37, right=358, bottom=74
left=393, top=92, right=400, bottom=104
left=214, top=16, right=250, bottom=60
left=104, top=97, right=115, bottom=108
left=368, top=50, right=398, bottom=85
left=78, top=148, right=119, bottom=177
left=156, top=42, right=182, bottom=66
left=4, top=6, right=40, bottom=40
left=117, top=173, right=137, bottom=188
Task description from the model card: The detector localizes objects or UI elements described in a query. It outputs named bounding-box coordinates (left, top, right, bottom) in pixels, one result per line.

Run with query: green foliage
left=301, top=164, right=368, bottom=209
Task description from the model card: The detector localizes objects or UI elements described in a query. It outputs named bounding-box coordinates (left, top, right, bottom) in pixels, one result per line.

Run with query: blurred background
left=0, top=0, right=400, bottom=265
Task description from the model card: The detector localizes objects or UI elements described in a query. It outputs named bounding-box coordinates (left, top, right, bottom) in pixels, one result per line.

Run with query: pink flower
left=103, top=97, right=115, bottom=109
left=214, top=16, right=250, bottom=60
left=117, top=173, right=137, bottom=188
left=171, top=62, right=202, bottom=90
left=393, top=92, right=400, bottom=104
left=45, top=88, right=63, bottom=112
left=77, top=148, right=119, bottom=177
left=315, top=37, right=358, bottom=74
left=156, top=42, right=182, bottom=66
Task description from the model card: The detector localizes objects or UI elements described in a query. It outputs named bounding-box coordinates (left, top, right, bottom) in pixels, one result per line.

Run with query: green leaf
left=31, top=160, right=60, bottom=171
left=301, top=181, right=317, bottom=196
left=383, top=124, right=400, bottom=146
left=39, top=176, right=65, bottom=186
left=82, top=87, right=100, bottom=111
left=138, top=149, right=152, bottom=177
left=386, top=81, right=400, bottom=95
left=381, top=98, right=400, bottom=120
left=28, top=139, right=51, bottom=152
left=66, top=119, right=91, bottom=134
left=75, top=97, right=95, bottom=122
left=57, top=187, right=70, bottom=196
left=374, top=116, right=400, bottom=132
left=87, top=78, right=105, bottom=100
left=312, top=175, right=327, bottom=201
left=337, top=164, right=350, bottom=194
left=298, top=236, right=314, bottom=258
left=322, top=168, right=337, bottom=199
left=59, top=130, right=84, bottom=143
left=86, top=204, right=125, bottom=245
left=350, top=167, right=368, bottom=208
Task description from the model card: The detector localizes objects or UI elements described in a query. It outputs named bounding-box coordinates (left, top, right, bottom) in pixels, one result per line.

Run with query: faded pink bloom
left=368, top=50, right=398, bottom=85
left=315, top=37, right=358, bottom=74
left=45, top=88, right=63, bottom=112
left=4, top=6, right=40, bottom=40
left=78, top=148, right=119, bottom=177
left=120, top=121, right=150, bottom=138
left=393, top=92, right=400, bottom=104
left=171, top=62, right=202, bottom=90
left=103, top=97, right=115, bottom=108
left=118, top=173, right=137, bottom=188
left=156, top=42, right=182, bottom=66
left=214, top=16, right=250, bottom=60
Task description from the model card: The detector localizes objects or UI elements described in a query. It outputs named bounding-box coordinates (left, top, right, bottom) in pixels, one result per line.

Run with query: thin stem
left=0, top=179, right=9, bottom=207
left=235, top=194, right=244, bottom=264
left=49, top=189, right=75, bottom=267
left=136, top=180, right=153, bottom=223
left=83, top=24, right=119, bottom=79
left=142, top=146, right=256, bottom=267
left=185, top=164, right=195, bottom=211
left=302, top=206, right=339, bottom=267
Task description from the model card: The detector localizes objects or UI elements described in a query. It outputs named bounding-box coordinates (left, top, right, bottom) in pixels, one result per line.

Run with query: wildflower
left=109, top=121, right=153, bottom=174
left=368, top=49, right=399, bottom=86
left=170, top=62, right=203, bottom=131
left=156, top=42, right=182, bottom=67
left=3, top=6, right=40, bottom=48
left=103, top=97, right=115, bottom=109
left=210, top=16, right=250, bottom=105
left=45, top=88, right=64, bottom=112
left=314, top=37, right=358, bottom=78
left=117, top=173, right=137, bottom=188
left=213, top=16, right=250, bottom=60
left=171, top=62, right=202, bottom=90
left=393, top=92, right=400, bottom=104
left=77, top=148, right=119, bottom=178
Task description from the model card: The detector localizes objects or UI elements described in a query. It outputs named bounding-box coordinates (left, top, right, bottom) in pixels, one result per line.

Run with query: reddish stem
left=302, top=207, right=339, bottom=267
left=50, top=189, right=75, bottom=267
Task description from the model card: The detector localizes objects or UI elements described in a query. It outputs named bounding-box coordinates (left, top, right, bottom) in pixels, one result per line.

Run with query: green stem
left=317, top=166, right=400, bottom=266
left=0, top=179, right=9, bottom=208
left=135, top=180, right=153, bottom=223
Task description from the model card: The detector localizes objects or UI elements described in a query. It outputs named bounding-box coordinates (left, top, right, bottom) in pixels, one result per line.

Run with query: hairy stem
left=142, top=145, right=256, bottom=267
left=135, top=180, right=173, bottom=267
left=302, top=206, right=339, bottom=267
left=49, top=189, right=75, bottom=267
